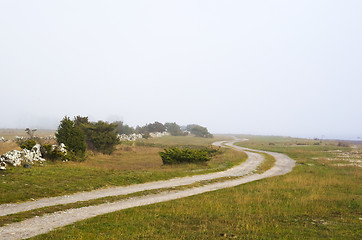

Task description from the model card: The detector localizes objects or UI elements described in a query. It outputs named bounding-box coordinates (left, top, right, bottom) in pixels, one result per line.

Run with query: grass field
left=30, top=135, right=361, bottom=239
left=0, top=129, right=55, bottom=140
left=0, top=135, right=249, bottom=204
left=0, top=129, right=56, bottom=155
left=0, top=141, right=21, bottom=155
left=142, top=135, right=227, bottom=146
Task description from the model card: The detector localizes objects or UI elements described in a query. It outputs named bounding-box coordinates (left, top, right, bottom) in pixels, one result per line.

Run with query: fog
left=1, top=1, right=361, bottom=140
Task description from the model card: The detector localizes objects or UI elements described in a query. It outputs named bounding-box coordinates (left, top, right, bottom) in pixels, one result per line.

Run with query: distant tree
left=55, top=116, right=86, bottom=161
left=180, top=125, right=187, bottom=131
left=74, top=116, right=89, bottom=126
left=113, top=121, right=135, bottom=135
left=81, top=121, right=120, bottom=154
left=25, top=128, right=37, bottom=139
left=146, top=121, right=166, bottom=133
left=187, top=124, right=213, bottom=138
left=135, top=125, right=148, bottom=135
left=135, top=122, right=166, bottom=135
left=165, top=122, right=183, bottom=136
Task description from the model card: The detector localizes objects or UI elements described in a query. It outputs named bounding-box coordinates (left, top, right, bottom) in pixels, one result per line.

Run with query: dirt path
left=0, top=139, right=295, bottom=240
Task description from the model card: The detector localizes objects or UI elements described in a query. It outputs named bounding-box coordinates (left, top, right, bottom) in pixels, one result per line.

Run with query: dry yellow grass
left=0, top=141, right=21, bottom=155
left=144, top=135, right=232, bottom=146
left=78, top=145, right=246, bottom=173
left=0, top=129, right=55, bottom=140
left=0, top=129, right=56, bottom=155
left=82, top=145, right=163, bottom=170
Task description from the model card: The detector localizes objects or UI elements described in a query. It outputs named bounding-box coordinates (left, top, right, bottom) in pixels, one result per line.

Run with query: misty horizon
left=0, top=115, right=360, bottom=141
left=1, top=1, right=361, bottom=141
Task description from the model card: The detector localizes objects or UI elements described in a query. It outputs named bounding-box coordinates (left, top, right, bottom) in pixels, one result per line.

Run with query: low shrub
left=159, top=147, right=219, bottom=164
left=337, top=141, right=349, bottom=147
left=19, top=139, right=37, bottom=150
left=41, top=144, right=67, bottom=161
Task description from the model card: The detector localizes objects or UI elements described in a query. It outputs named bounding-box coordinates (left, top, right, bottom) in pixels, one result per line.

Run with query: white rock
left=51, top=143, right=68, bottom=154
left=0, top=144, right=45, bottom=170
left=0, top=160, right=6, bottom=170
left=149, top=132, right=170, bottom=138
left=59, top=143, right=67, bottom=154
left=117, top=133, right=143, bottom=141
left=1, top=150, right=23, bottom=166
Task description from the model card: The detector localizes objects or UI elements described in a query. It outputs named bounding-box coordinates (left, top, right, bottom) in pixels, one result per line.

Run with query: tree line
left=114, top=121, right=213, bottom=138
left=56, top=116, right=213, bottom=161
left=56, top=116, right=119, bottom=160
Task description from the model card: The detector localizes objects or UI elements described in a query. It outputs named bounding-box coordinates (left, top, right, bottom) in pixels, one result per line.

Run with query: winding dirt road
left=0, top=139, right=295, bottom=240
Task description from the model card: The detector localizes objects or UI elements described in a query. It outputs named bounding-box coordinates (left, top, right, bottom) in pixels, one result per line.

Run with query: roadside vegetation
left=114, top=120, right=212, bottom=138
left=30, top=136, right=361, bottom=239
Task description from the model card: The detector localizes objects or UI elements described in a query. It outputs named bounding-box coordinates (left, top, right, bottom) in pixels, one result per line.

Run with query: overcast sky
left=1, top=1, right=361, bottom=140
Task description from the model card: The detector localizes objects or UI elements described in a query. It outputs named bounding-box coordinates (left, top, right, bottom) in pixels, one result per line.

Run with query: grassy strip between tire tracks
left=249, top=151, right=277, bottom=174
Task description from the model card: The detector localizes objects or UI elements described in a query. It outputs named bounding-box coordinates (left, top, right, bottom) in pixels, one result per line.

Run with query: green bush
left=159, top=147, right=219, bottom=165
left=80, top=120, right=120, bottom=155
left=135, top=122, right=166, bottom=134
left=41, top=144, right=66, bottom=161
left=56, top=116, right=121, bottom=157
left=55, top=116, right=87, bottom=161
left=41, top=144, right=52, bottom=155
left=337, top=141, right=349, bottom=147
left=19, top=139, right=37, bottom=150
